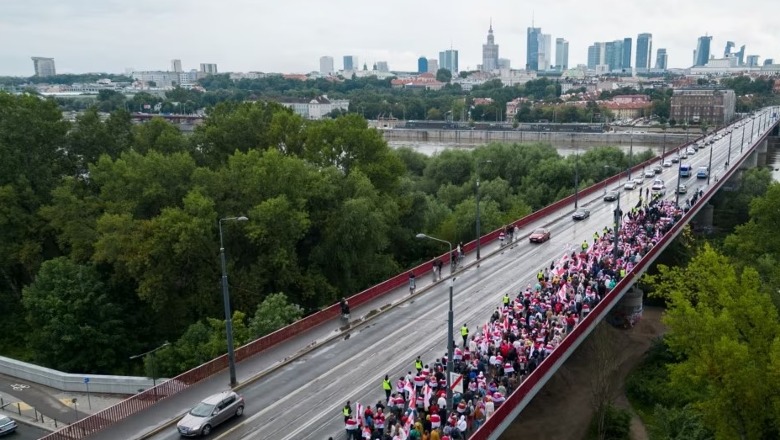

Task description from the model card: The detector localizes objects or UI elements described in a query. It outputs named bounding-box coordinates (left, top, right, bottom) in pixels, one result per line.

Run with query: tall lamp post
left=130, top=341, right=171, bottom=394
left=415, top=233, right=454, bottom=410
left=475, top=159, right=492, bottom=260
left=707, top=142, right=714, bottom=185
left=219, top=215, right=249, bottom=387
left=727, top=129, right=733, bottom=166
left=627, top=131, right=634, bottom=180
left=574, top=141, right=580, bottom=209
left=741, top=119, right=746, bottom=153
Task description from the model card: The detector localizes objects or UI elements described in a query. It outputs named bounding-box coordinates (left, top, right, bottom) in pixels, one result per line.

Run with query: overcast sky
left=2, top=0, right=778, bottom=76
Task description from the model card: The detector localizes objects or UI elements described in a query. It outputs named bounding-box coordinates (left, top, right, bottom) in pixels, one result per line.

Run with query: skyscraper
left=724, top=41, right=735, bottom=57
left=526, top=27, right=542, bottom=71
left=635, top=33, right=652, bottom=71
left=31, top=57, right=56, bottom=77
left=746, top=55, right=759, bottom=67
left=439, top=49, right=459, bottom=73
left=375, top=61, right=389, bottom=72
left=427, top=59, right=439, bottom=73
left=605, top=40, right=624, bottom=71
left=655, top=48, right=668, bottom=70
left=171, top=59, right=182, bottom=73
left=418, top=57, right=428, bottom=74
left=481, top=21, right=499, bottom=72
left=319, top=56, right=334, bottom=75
left=694, top=36, right=712, bottom=66
left=537, top=33, right=552, bottom=71
left=343, top=56, right=357, bottom=71
left=622, top=38, right=633, bottom=69
left=587, top=44, right=603, bottom=70
left=735, top=45, right=746, bottom=65
left=555, top=38, right=569, bottom=70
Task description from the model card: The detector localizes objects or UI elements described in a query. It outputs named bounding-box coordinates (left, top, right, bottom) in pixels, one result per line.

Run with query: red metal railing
left=38, top=127, right=739, bottom=440
left=469, top=123, right=769, bottom=440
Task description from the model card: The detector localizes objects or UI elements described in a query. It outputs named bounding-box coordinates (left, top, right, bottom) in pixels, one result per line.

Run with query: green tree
left=22, top=257, right=130, bottom=373
left=248, top=293, right=304, bottom=337
left=645, top=244, right=780, bottom=440
left=435, top=69, right=452, bottom=83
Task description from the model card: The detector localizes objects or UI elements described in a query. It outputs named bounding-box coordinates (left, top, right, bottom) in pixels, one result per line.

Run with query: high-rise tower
left=481, top=20, right=499, bottom=72
left=635, top=33, right=652, bottom=71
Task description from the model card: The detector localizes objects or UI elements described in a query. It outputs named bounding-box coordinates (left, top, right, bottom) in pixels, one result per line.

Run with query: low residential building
left=670, top=88, right=736, bottom=125
left=602, top=95, right=653, bottom=119
left=390, top=73, right=445, bottom=91
left=278, top=95, right=350, bottom=120
left=505, top=97, right=531, bottom=119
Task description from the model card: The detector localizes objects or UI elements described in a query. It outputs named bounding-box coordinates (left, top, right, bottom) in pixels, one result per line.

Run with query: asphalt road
left=140, top=112, right=776, bottom=440
left=6, top=421, right=52, bottom=440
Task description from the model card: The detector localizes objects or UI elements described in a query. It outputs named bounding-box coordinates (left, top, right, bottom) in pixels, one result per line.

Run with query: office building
left=481, top=21, right=500, bottom=72
left=498, top=58, right=511, bottom=69
left=605, top=40, right=624, bottom=71
left=735, top=45, right=746, bottom=65
left=375, top=61, right=389, bottom=72
left=439, top=49, right=459, bottom=73
left=526, top=27, right=542, bottom=71
left=622, top=37, right=633, bottom=69
left=746, top=55, right=760, bottom=67
left=199, top=63, right=218, bottom=74
left=724, top=41, right=734, bottom=57
left=427, top=59, right=439, bottom=73
left=319, top=56, right=335, bottom=75
left=343, top=55, right=357, bottom=71
left=555, top=38, right=569, bottom=70
left=670, top=88, right=736, bottom=125
left=655, top=48, right=668, bottom=70
left=765, top=59, right=775, bottom=66
left=636, top=33, right=652, bottom=71
left=132, top=71, right=181, bottom=88
left=694, top=36, right=712, bottom=66
left=31, top=57, right=56, bottom=77
left=171, top=59, right=182, bottom=73
left=537, top=33, right=552, bottom=71
left=587, top=44, right=602, bottom=70
left=418, top=57, right=428, bottom=74
left=279, top=95, right=350, bottom=120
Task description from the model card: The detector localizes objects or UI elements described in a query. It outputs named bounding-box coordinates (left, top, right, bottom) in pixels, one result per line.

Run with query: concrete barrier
left=0, top=356, right=155, bottom=395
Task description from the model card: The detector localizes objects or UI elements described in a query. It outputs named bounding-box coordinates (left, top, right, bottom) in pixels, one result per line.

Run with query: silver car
left=0, top=416, right=17, bottom=436
left=177, top=391, right=244, bottom=437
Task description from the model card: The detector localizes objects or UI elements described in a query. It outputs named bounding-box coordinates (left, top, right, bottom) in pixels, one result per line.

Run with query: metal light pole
left=751, top=117, right=755, bottom=141
left=475, top=159, right=492, bottom=260
left=130, top=341, right=171, bottom=395
left=727, top=130, right=733, bottom=166
left=415, top=233, right=454, bottom=410
left=707, top=143, right=714, bottom=185
left=662, top=124, right=667, bottom=159
left=741, top=120, right=746, bottom=153
left=574, top=143, right=580, bottom=209
left=219, top=216, right=249, bottom=387
left=613, top=194, right=621, bottom=262
left=628, top=132, right=634, bottom=179
left=675, top=155, right=683, bottom=207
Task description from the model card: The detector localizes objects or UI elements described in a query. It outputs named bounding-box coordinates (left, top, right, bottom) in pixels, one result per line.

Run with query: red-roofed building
left=391, top=73, right=445, bottom=91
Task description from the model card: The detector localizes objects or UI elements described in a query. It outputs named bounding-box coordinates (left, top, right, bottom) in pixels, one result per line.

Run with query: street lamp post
left=741, top=120, right=746, bottom=153
left=574, top=142, right=580, bottom=210
left=415, top=233, right=454, bottom=410
left=130, top=341, right=171, bottom=395
left=675, top=154, right=683, bottom=207
left=727, top=130, right=733, bottom=166
left=707, top=142, right=714, bottom=185
left=219, top=216, right=249, bottom=387
left=613, top=193, right=621, bottom=262
left=628, top=132, right=634, bottom=179
left=475, top=159, right=492, bottom=260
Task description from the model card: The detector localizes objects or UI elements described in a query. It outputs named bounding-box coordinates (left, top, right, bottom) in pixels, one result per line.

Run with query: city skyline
left=1, top=0, right=778, bottom=76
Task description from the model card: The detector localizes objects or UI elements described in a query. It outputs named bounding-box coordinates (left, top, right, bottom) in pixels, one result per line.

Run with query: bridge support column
left=757, top=139, right=768, bottom=167
left=741, top=150, right=759, bottom=169
left=694, top=203, right=714, bottom=230
left=606, top=287, right=643, bottom=329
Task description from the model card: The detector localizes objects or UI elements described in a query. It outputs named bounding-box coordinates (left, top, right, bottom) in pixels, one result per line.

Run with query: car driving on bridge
left=572, top=209, right=590, bottom=220
left=177, top=391, right=244, bottom=437
left=529, top=228, right=551, bottom=243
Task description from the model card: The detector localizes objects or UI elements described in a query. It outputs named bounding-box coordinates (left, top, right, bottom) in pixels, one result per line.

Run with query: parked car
left=603, top=191, right=619, bottom=202
left=0, top=416, right=17, bottom=436
left=529, top=227, right=551, bottom=243
left=623, top=181, right=636, bottom=190
left=572, top=209, right=591, bottom=220
left=677, top=184, right=687, bottom=194
left=177, top=391, right=245, bottom=437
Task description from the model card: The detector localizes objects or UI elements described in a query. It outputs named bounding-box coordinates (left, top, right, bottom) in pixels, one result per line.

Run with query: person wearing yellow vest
left=502, top=293, right=510, bottom=308
left=460, top=324, right=469, bottom=347
left=343, top=400, right=352, bottom=423
left=593, top=231, right=599, bottom=243
left=414, top=356, right=423, bottom=373
left=581, top=240, right=589, bottom=251
left=382, top=374, right=392, bottom=402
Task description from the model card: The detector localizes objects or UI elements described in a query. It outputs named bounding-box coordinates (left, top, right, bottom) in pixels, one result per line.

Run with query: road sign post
left=84, top=377, right=91, bottom=410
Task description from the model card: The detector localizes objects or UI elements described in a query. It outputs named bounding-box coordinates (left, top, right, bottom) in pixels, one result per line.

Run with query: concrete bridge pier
left=694, top=203, right=714, bottom=231
left=606, top=287, right=644, bottom=328
left=741, top=150, right=759, bottom=169
left=757, top=139, right=768, bottom=167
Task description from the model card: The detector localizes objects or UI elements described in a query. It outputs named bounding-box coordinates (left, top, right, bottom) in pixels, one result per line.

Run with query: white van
left=651, top=179, right=666, bottom=196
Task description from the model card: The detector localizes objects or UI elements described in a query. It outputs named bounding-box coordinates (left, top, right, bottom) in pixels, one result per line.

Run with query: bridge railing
left=470, top=119, right=768, bottom=440
left=37, top=130, right=714, bottom=440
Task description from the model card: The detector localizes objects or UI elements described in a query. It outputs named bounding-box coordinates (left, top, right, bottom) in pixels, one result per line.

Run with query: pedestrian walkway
left=0, top=372, right=123, bottom=433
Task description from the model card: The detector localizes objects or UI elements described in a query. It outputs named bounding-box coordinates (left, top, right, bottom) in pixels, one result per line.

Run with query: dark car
left=529, top=228, right=551, bottom=243
left=603, top=191, right=619, bottom=202
left=572, top=209, right=590, bottom=220
left=177, top=391, right=245, bottom=437
left=653, top=165, right=663, bottom=174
